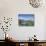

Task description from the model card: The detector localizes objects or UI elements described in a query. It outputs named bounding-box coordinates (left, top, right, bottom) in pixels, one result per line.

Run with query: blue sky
left=18, top=14, right=34, bottom=21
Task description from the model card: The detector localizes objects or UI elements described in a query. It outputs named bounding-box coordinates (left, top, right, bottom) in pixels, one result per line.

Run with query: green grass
left=19, top=20, right=34, bottom=26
